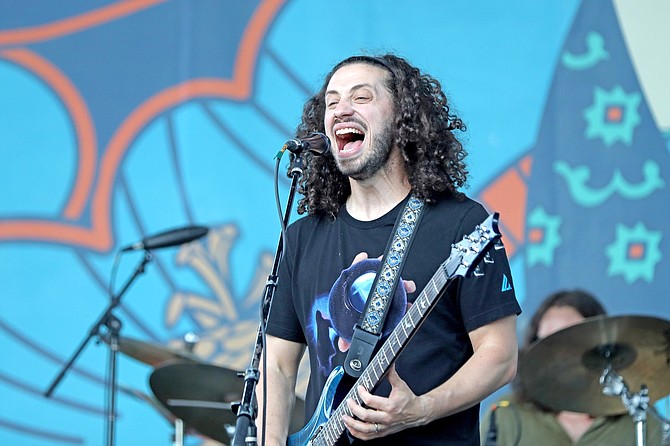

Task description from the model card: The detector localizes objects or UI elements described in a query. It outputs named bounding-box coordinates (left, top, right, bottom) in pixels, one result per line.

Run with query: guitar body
left=287, top=366, right=345, bottom=446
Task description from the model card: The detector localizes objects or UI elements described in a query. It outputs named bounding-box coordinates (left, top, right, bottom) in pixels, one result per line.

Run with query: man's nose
left=333, top=98, right=354, bottom=119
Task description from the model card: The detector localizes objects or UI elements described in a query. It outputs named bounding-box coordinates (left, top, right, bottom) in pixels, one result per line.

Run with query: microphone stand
left=44, top=251, right=154, bottom=446
left=232, top=154, right=304, bottom=446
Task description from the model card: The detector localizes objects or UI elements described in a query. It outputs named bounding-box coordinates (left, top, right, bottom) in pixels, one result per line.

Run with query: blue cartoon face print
left=308, top=258, right=408, bottom=378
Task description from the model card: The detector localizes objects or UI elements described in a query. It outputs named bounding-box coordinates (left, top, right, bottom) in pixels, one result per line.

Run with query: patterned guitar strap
left=343, top=194, right=425, bottom=378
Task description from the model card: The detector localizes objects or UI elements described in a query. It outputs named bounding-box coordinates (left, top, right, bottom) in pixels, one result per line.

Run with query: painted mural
left=1, top=1, right=668, bottom=444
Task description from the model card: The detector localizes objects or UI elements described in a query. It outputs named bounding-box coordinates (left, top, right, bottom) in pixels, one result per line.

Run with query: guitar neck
left=315, top=263, right=451, bottom=443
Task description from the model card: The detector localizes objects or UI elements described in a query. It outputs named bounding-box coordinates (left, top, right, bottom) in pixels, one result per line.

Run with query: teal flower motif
left=583, top=85, right=641, bottom=146
left=562, top=31, right=609, bottom=70
left=526, top=207, right=562, bottom=267
left=605, top=222, right=662, bottom=283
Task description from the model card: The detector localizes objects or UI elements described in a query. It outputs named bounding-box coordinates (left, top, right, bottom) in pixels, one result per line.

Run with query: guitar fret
left=333, top=420, right=342, bottom=438
left=351, top=390, right=362, bottom=407
left=391, top=332, right=400, bottom=353
left=336, top=418, right=344, bottom=436
left=430, top=276, right=442, bottom=304
left=409, top=304, right=419, bottom=323
left=400, top=317, right=410, bottom=338
left=363, top=373, right=372, bottom=389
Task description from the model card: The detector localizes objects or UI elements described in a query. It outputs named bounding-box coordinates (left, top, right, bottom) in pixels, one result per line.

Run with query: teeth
left=335, top=127, right=363, bottom=136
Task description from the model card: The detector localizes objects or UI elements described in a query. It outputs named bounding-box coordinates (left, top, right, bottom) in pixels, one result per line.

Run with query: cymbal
left=150, top=362, right=242, bottom=444
left=150, top=362, right=306, bottom=444
left=115, top=337, right=201, bottom=366
left=519, top=315, right=670, bottom=416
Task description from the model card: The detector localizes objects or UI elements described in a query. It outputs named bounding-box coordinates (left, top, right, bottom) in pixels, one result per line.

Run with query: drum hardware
left=166, top=400, right=235, bottom=445
left=108, top=334, right=204, bottom=445
left=173, top=418, right=185, bottom=446
left=520, top=314, right=670, bottom=446
left=168, top=399, right=234, bottom=410
left=148, top=362, right=306, bottom=444
left=114, top=336, right=202, bottom=367
left=44, top=251, right=155, bottom=446
left=599, top=363, right=650, bottom=446
left=150, top=362, right=242, bottom=445
left=183, top=331, right=200, bottom=353
left=43, top=229, right=209, bottom=446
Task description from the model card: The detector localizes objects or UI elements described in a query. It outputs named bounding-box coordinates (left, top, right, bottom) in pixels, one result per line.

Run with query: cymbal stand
left=44, top=251, right=154, bottom=446
left=600, top=363, right=650, bottom=446
left=173, top=418, right=184, bottom=446
left=231, top=154, right=304, bottom=446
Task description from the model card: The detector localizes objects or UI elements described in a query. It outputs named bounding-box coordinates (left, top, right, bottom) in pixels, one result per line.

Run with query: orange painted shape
left=502, top=237, right=518, bottom=259
left=477, top=154, right=534, bottom=259
left=628, top=243, right=644, bottom=259
left=606, top=106, right=623, bottom=122
left=478, top=154, right=536, bottom=259
left=2, top=48, right=97, bottom=219
left=529, top=228, right=544, bottom=244
left=234, top=0, right=285, bottom=99
left=0, top=220, right=111, bottom=250
left=480, top=167, right=527, bottom=249
left=0, top=0, right=165, bottom=46
left=519, top=155, right=533, bottom=178
left=0, top=0, right=286, bottom=252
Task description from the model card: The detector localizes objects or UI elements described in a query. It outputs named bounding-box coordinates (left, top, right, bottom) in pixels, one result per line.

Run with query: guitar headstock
left=444, top=212, right=501, bottom=279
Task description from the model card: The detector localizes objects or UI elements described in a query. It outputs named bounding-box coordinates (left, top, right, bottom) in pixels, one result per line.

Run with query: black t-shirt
left=267, top=194, right=521, bottom=445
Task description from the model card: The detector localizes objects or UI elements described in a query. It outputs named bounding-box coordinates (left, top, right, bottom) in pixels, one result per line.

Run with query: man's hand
left=341, top=364, right=430, bottom=440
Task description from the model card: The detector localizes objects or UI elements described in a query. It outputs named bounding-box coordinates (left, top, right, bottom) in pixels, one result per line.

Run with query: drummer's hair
left=513, top=289, right=606, bottom=410
left=523, top=289, right=607, bottom=347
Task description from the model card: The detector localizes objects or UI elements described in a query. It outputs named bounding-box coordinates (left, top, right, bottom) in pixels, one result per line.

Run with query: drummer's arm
left=257, top=334, right=305, bottom=446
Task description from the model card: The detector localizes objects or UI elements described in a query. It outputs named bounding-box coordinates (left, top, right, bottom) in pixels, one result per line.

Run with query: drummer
left=480, top=289, right=664, bottom=445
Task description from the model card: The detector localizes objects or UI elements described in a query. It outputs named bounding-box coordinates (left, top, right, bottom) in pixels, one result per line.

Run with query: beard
left=337, top=120, right=396, bottom=181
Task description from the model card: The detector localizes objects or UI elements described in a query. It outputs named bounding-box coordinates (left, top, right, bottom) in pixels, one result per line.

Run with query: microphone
left=282, top=132, right=331, bottom=156
left=120, top=225, right=209, bottom=252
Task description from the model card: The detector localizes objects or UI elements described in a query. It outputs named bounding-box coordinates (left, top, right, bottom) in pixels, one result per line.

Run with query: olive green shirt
left=480, top=397, right=664, bottom=446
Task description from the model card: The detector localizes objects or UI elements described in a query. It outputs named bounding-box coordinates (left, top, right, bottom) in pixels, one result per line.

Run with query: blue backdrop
left=1, top=1, right=668, bottom=444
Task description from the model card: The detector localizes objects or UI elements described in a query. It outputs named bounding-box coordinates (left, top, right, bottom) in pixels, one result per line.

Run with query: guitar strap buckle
left=343, top=194, right=425, bottom=378
left=344, top=327, right=381, bottom=377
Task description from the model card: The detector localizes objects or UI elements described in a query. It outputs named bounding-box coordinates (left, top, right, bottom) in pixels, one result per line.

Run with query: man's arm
left=344, top=314, right=518, bottom=439
left=257, top=334, right=305, bottom=446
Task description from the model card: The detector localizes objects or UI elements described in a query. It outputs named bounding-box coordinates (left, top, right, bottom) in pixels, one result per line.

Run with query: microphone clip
left=275, top=132, right=331, bottom=160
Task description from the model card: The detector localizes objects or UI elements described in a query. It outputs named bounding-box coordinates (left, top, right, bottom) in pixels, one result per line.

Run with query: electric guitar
left=287, top=212, right=502, bottom=446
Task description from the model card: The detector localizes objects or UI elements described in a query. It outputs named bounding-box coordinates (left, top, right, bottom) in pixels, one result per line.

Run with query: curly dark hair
left=294, top=53, right=469, bottom=217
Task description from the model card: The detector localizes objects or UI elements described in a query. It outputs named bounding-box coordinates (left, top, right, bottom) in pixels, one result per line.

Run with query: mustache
left=333, top=116, right=367, bottom=131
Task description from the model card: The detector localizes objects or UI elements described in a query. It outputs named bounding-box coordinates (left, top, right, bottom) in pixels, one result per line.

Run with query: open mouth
left=335, top=127, right=365, bottom=153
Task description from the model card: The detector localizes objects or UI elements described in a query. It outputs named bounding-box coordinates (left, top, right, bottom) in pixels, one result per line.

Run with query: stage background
left=1, top=1, right=668, bottom=444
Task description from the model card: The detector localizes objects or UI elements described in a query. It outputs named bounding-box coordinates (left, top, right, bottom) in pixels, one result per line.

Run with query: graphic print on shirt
left=306, top=258, right=409, bottom=379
